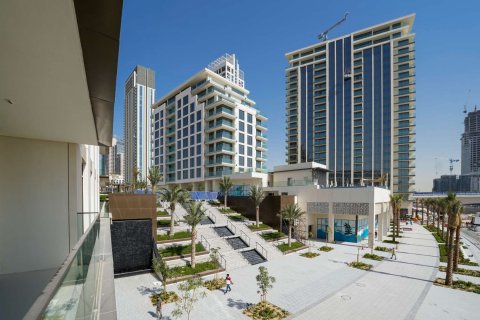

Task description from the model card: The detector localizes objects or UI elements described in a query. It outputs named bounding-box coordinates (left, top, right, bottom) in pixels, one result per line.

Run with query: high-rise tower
left=285, top=14, right=416, bottom=197
left=124, top=65, right=155, bottom=184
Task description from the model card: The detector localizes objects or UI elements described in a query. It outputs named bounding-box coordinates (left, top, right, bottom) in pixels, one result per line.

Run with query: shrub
left=219, top=207, right=236, bottom=214
left=150, top=291, right=179, bottom=305
left=300, top=252, right=320, bottom=258
left=100, top=194, right=108, bottom=202
left=203, top=278, right=226, bottom=291
left=348, top=261, right=372, bottom=270
left=432, top=232, right=444, bottom=243
left=363, top=253, right=383, bottom=261
left=276, top=241, right=305, bottom=252
left=375, top=246, right=392, bottom=252
left=169, top=261, right=219, bottom=278
left=438, top=266, right=480, bottom=278
left=248, top=223, right=271, bottom=231
left=260, top=232, right=286, bottom=241
left=434, top=278, right=480, bottom=294
left=383, top=239, right=399, bottom=244
left=157, top=231, right=192, bottom=242
left=157, top=210, right=170, bottom=217
left=243, top=301, right=289, bottom=320
left=228, top=214, right=247, bottom=221
left=159, top=243, right=205, bottom=257
left=319, top=246, right=334, bottom=252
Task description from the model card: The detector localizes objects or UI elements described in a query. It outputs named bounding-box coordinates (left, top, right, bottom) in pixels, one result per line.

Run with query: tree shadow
left=137, top=285, right=161, bottom=296
left=227, top=297, right=252, bottom=310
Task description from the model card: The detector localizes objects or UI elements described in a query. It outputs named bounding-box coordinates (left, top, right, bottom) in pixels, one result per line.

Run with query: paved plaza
left=115, top=223, right=479, bottom=320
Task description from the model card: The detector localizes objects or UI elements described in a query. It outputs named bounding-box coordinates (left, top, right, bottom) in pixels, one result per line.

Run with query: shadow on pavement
left=227, top=297, right=251, bottom=310
left=137, top=285, right=161, bottom=296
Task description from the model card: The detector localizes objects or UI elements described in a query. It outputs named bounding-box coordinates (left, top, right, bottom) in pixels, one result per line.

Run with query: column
left=328, top=209, right=334, bottom=243
left=383, top=208, right=389, bottom=235
left=377, top=212, right=384, bottom=242
left=368, top=204, right=375, bottom=248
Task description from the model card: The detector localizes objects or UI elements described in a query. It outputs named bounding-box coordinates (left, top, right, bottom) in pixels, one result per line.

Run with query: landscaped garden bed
left=300, top=252, right=320, bottom=258
left=363, top=253, right=384, bottom=261
left=157, top=231, right=192, bottom=243
left=434, top=278, right=480, bottom=294
left=157, top=220, right=178, bottom=227
left=438, top=244, right=479, bottom=266
left=248, top=223, right=271, bottom=231
left=150, top=291, right=179, bottom=305
left=203, top=278, right=226, bottom=291
left=439, top=266, right=480, bottom=278
left=159, top=243, right=206, bottom=260
left=260, top=231, right=286, bottom=242
left=208, top=200, right=221, bottom=207
left=219, top=207, right=237, bottom=214
left=243, top=301, right=289, bottom=320
left=383, top=239, right=400, bottom=244
left=375, top=246, right=392, bottom=252
left=276, top=241, right=306, bottom=254
left=348, top=261, right=373, bottom=270
left=228, top=214, right=248, bottom=221
left=319, top=245, right=334, bottom=252
left=157, top=210, right=170, bottom=217
left=167, top=261, right=223, bottom=284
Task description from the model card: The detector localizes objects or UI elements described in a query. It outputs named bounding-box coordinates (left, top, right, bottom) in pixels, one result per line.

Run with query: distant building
left=432, top=175, right=458, bottom=192
left=124, top=65, right=156, bottom=184
left=151, top=54, right=268, bottom=191
left=461, top=108, right=480, bottom=175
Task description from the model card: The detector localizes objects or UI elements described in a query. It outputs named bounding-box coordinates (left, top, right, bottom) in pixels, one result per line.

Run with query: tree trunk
left=396, top=208, right=400, bottom=237
left=441, top=215, right=445, bottom=241
left=421, top=203, right=424, bottom=225
left=445, top=227, right=455, bottom=286
left=224, top=194, right=227, bottom=208
left=446, top=227, right=450, bottom=249
left=169, top=204, right=175, bottom=238
left=392, top=211, right=396, bottom=242
left=288, top=222, right=292, bottom=247
left=453, top=224, right=461, bottom=271
left=191, top=227, right=196, bottom=268
left=256, top=206, right=260, bottom=228
left=437, top=210, right=440, bottom=233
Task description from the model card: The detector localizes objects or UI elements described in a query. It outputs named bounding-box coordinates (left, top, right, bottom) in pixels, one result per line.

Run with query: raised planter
left=157, top=237, right=191, bottom=244
left=166, top=268, right=225, bottom=284
left=163, top=250, right=209, bottom=261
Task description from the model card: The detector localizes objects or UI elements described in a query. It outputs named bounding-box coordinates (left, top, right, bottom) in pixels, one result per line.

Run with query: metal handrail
left=208, top=212, right=216, bottom=224
left=218, top=252, right=227, bottom=270
left=227, top=220, right=237, bottom=234
left=200, top=235, right=211, bottom=251
left=255, top=242, right=268, bottom=259
left=240, top=230, right=251, bottom=247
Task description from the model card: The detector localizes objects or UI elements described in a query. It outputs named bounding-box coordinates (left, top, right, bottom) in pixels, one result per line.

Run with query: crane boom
left=317, top=12, right=349, bottom=42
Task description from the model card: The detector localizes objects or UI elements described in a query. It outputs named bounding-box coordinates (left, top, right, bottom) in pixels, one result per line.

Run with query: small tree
left=152, top=255, right=169, bottom=293
left=183, top=202, right=206, bottom=268
left=256, top=266, right=275, bottom=303
left=389, top=194, right=403, bottom=241
left=219, top=176, right=233, bottom=208
left=278, top=203, right=305, bottom=247
left=172, top=277, right=206, bottom=320
left=250, top=185, right=266, bottom=228
left=132, top=167, right=140, bottom=192
left=160, top=186, right=189, bottom=238
left=148, top=166, right=162, bottom=194
left=137, top=179, right=147, bottom=193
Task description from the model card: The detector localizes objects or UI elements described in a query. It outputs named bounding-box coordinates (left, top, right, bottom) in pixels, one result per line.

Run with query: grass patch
left=219, top=207, right=236, bottom=214
left=157, top=210, right=170, bottom=217
left=432, top=232, right=445, bottom=243
left=208, top=200, right=221, bottom=206
left=276, top=241, right=305, bottom=252
left=150, top=291, right=179, bottom=305
left=157, top=231, right=191, bottom=242
left=300, top=252, right=320, bottom=258
left=375, top=246, right=392, bottom=252
left=260, top=232, right=286, bottom=241
left=169, top=261, right=219, bottom=278
left=228, top=214, right=248, bottom=221
left=348, top=261, right=373, bottom=270
left=383, top=239, right=399, bottom=244
left=157, top=220, right=178, bottom=227
left=159, top=243, right=205, bottom=257
left=424, top=225, right=437, bottom=232
left=439, top=266, right=480, bottom=278
left=203, top=278, right=226, bottom=291
left=387, top=234, right=403, bottom=238
left=434, top=278, right=480, bottom=294
left=438, top=244, right=479, bottom=266
left=363, top=253, right=384, bottom=261
left=319, top=246, right=334, bottom=252
left=243, top=301, right=289, bottom=320
left=100, top=194, right=108, bottom=201
left=248, top=223, right=271, bottom=231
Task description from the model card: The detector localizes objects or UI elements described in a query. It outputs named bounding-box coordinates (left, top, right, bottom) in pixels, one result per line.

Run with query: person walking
left=224, top=274, right=233, bottom=294
left=156, top=296, right=162, bottom=319
left=390, top=247, right=397, bottom=260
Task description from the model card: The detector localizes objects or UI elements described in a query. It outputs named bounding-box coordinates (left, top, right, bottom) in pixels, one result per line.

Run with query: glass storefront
left=317, top=216, right=369, bottom=243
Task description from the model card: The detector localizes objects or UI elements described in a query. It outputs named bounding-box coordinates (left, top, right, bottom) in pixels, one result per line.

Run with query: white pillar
left=378, top=212, right=384, bottom=242
left=328, top=211, right=334, bottom=243
left=368, top=205, right=375, bottom=248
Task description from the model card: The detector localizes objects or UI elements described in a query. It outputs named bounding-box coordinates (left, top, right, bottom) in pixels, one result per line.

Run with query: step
left=200, top=216, right=214, bottom=225
left=214, top=226, right=235, bottom=237
left=241, top=249, right=267, bottom=265
left=225, top=237, right=249, bottom=250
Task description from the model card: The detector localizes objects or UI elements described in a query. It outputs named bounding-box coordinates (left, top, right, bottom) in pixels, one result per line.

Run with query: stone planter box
left=163, top=250, right=209, bottom=261
left=166, top=268, right=225, bottom=284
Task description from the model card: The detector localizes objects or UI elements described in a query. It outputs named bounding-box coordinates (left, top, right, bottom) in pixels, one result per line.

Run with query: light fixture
left=4, top=98, right=13, bottom=105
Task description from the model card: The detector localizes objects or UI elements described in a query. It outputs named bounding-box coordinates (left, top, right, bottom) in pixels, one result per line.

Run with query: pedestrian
left=156, top=295, right=162, bottom=319
left=224, top=274, right=233, bottom=294
left=390, top=247, right=397, bottom=260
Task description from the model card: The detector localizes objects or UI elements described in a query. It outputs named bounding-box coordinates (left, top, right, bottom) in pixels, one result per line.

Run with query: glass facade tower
left=285, top=14, right=416, bottom=197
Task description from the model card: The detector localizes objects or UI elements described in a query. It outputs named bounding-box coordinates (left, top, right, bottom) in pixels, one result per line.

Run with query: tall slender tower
left=285, top=14, right=416, bottom=198
left=124, top=65, right=156, bottom=184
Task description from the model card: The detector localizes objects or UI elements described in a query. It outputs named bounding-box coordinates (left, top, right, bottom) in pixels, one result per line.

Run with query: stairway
left=226, top=237, right=249, bottom=250
left=241, top=249, right=267, bottom=265
left=200, top=216, right=214, bottom=225
left=214, top=226, right=235, bottom=237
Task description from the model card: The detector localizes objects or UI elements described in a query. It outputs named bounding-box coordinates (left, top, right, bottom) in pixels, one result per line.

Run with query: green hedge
left=159, top=243, right=205, bottom=257
left=219, top=208, right=236, bottom=214
left=157, top=231, right=191, bottom=241
left=276, top=241, right=304, bottom=252
left=157, top=210, right=170, bottom=217
left=100, top=194, right=108, bottom=201
left=248, top=223, right=271, bottom=231
left=260, top=232, right=286, bottom=241
left=169, top=261, right=219, bottom=278
left=157, top=220, right=177, bottom=227
left=228, top=214, right=247, bottom=221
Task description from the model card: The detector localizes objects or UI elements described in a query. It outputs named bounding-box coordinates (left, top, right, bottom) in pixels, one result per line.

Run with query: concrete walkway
left=115, top=223, right=480, bottom=320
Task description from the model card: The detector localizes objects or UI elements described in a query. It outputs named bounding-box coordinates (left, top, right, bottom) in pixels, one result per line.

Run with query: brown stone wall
left=227, top=195, right=295, bottom=230
left=109, top=193, right=157, bottom=238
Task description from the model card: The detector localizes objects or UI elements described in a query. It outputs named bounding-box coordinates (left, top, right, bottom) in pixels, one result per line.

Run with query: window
left=183, top=96, right=188, bottom=106
left=190, top=102, right=195, bottom=113
left=239, top=121, right=245, bottom=131
left=190, top=136, right=195, bottom=145
left=183, top=170, right=188, bottom=179
left=197, top=168, right=202, bottom=177
left=247, top=136, right=253, bottom=145
left=190, top=113, right=195, bottom=123
left=183, top=149, right=188, bottom=158
left=183, top=159, right=188, bottom=167
left=177, top=140, right=181, bottom=149
left=239, top=133, right=245, bottom=143
left=239, top=156, right=244, bottom=166
left=197, top=133, right=201, bottom=143
left=197, top=122, right=202, bottom=132
left=183, top=138, right=188, bottom=148
left=183, top=128, right=188, bottom=136
left=190, top=146, right=194, bottom=155
left=247, top=113, right=253, bottom=123
left=197, top=110, right=202, bottom=121
left=196, top=145, right=201, bottom=154
left=247, top=125, right=253, bottom=134
left=247, top=158, right=252, bottom=167
left=177, top=161, right=182, bottom=169
left=239, top=144, right=245, bottom=154
left=197, top=156, right=201, bottom=166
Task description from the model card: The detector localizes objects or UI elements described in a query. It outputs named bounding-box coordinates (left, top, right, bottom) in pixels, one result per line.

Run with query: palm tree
left=424, top=198, right=432, bottom=227
left=420, top=198, right=425, bottom=225
left=445, top=193, right=457, bottom=249
left=219, top=176, right=233, bottom=208
left=147, top=166, right=162, bottom=194
left=249, top=185, right=266, bottom=228
left=445, top=199, right=462, bottom=286
left=278, top=204, right=305, bottom=247
left=132, top=167, right=140, bottom=192
left=182, top=202, right=206, bottom=268
left=389, top=194, right=403, bottom=242
left=160, top=186, right=189, bottom=238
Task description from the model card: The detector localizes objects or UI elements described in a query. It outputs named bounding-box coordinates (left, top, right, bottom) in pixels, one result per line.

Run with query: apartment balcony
left=256, top=113, right=268, bottom=122
left=206, top=106, right=236, bottom=121
left=256, top=142, right=267, bottom=151
left=257, top=134, right=267, bottom=141
left=206, top=169, right=234, bottom=177
left=256, top=122, right=267, bottom=131
left=206, top=119, right=235, bottom=133
left=206, top=133, right=235, bottom=144
left=191, top=79, right=211, bottom=95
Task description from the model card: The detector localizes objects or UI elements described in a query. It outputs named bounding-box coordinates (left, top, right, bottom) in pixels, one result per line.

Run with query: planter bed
left=243, top=301, right=289, bottom=320
left=438, top=244, right=479, bottom=266
left=157, top=220, right=178, bottom=227
left=260, top=232, right=287, bottom=242
left=300, top=252, right=320, bottom=258
left=219, top=208, right=237, bottom=214
left=203, top=278, right=226, bottom=291
left=375, top=246, right=392, bottom=252
left=157, top=210, right=170, bottom=217
left=228, top=214, right=248, bottom=222
left=363, top=253, right=384, bottom=261
left=383, top=239, right=400, bottom=244
left=166, top=261, right=224, bottom=284
left=150, top=291, right=179, bottom=305
left=276, top=241, right=306, bottom=254
left=434, top=278, right=480, bottom=294
left=438, top=266, right=480, bottom=278
left=319, top=246, right=334, bottom=252
left=248, top=223, right=271, bottom=231
left=162, top=250, right=209, bottom=261
left=159, top=243, right=205, bottom=258
left=348, top=261, right=373, bottom=270
left=157, top=231, right=192, bottom=243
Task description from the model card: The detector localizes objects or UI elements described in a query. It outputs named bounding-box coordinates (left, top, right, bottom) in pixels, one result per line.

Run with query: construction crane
left=317, top=12, right=349, bottom=42
left=463, top=89, right=471, bottom=114
left=449, top=158, right=459, bottom=175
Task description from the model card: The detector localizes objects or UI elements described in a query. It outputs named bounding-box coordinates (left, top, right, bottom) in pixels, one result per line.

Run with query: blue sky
left=113, top=0, right=480, bottom=191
